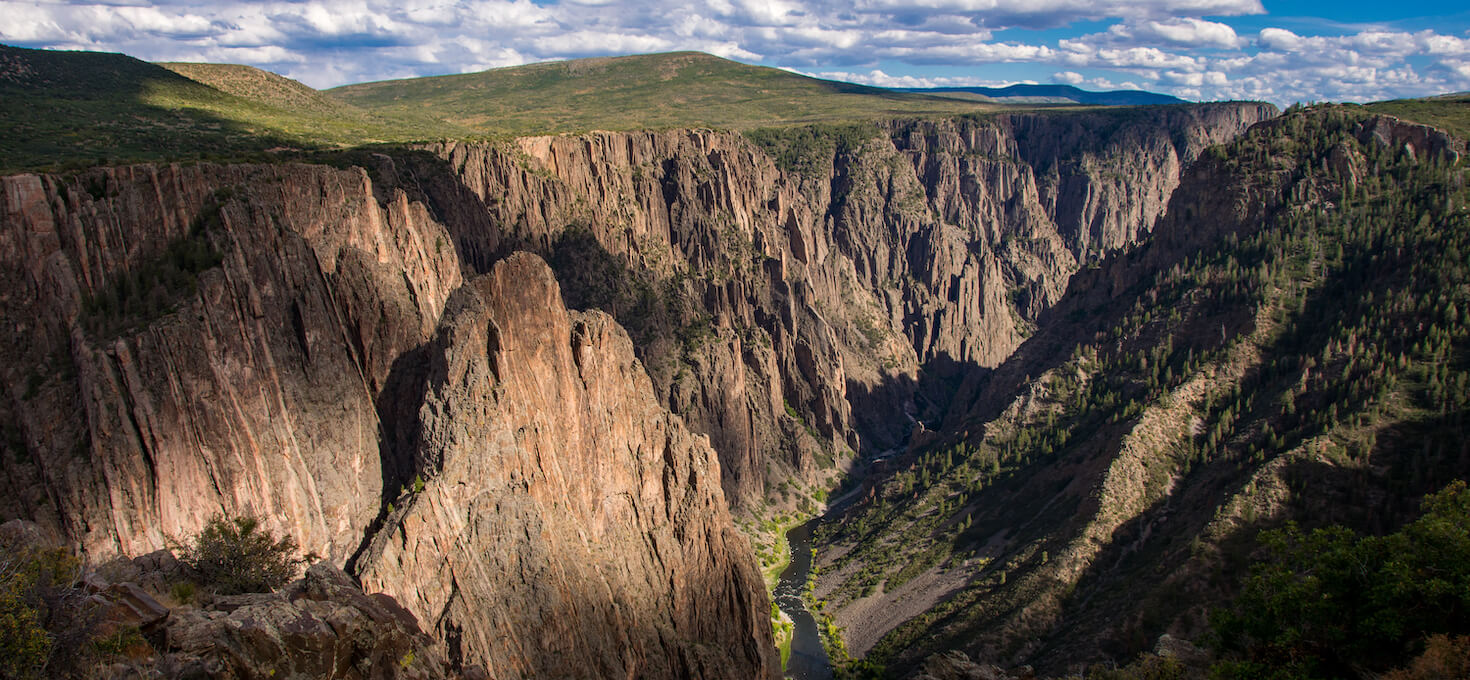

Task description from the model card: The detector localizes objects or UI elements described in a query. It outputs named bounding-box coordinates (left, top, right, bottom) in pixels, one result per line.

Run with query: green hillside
left=814, top=103, right=1470, bottom=677
left=329, top=51, right=1010, bottom=136
left=159, top=62, right=373, bottom=117
left=0, top=46, right=1051, bottom=173
left=1366, top=92, right=1470, bottom=139
left=0, top=45, right=451, bottom=173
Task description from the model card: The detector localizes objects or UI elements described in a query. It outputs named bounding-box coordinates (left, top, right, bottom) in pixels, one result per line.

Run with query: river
left=774, top=519, right=834, bottom=679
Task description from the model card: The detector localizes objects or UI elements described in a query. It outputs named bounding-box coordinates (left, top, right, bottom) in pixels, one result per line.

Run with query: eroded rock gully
left=0, top=102, right=1270, bottom=678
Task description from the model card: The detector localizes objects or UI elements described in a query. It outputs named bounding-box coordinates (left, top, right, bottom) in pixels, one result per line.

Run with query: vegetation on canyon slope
left=171, top=514, right=314, bottom=596
left=1088, top=480, right=1470, bottom=680
left=1210, top=481, right=1470, bottom=679
left=815, top=103, right=1470, bottom=676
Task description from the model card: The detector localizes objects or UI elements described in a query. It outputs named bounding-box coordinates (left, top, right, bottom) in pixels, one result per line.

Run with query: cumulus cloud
left=1218, top=28, right=1470, bottom=103
left=849, top=0, right=1265, bottom=28
left=807, top=68, right=1037, bottom=88
left=1257, top=27, right=1302, bottom=51
left=1057, top=40, right=1202, bottom=70
left=1106, top=18, right=1242, bottom=49
left=0, top=0, right=1466, bottom=105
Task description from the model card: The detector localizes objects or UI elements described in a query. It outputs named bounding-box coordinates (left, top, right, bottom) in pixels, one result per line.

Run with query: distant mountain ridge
left=898, top=83, right=1187, bottom=106
left=328, top=51, right=1014, bottom=135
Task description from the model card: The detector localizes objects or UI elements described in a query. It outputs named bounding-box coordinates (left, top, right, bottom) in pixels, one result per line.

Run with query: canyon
left=812, top=108, right=1470, bottom=676
left=0, top=99, right=1282, bottom=678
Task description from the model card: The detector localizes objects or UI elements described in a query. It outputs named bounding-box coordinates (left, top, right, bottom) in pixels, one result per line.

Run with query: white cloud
left=1162, top=70, right=1204, bottom=86
left=848, top=0, right=1265, bottom=25
left=1257, top=27, right=1302, bottom=51
left=1220, top=27, right=1470, bottom=103
left=535, top=31, right=673, bottom=56
left=809, top=69, right=942, bottom=88
left=0, top=0, right=1465, bottom=105
left=1057, top=41, right=1202, bottom=70
left=807, top=68, right=1040, bottom=88
left=1109, top=18, right=1241, bottom=49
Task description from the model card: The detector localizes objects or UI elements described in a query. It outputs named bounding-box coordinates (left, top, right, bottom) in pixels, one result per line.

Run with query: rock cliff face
left=0, top=162, right=773, bottom=678
left=424, top=102, right=1275, bottom=507
left=356, top=253, right=776, bottom=678
left=0, top=162, right=460, bottom=562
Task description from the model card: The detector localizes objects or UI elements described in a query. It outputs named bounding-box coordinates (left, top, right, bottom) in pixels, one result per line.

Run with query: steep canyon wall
left=426, top=102, right=1274, bottom=507
left=0, top=102, right=1271, bottom=676
left=0, top=162, right=775, bottom=678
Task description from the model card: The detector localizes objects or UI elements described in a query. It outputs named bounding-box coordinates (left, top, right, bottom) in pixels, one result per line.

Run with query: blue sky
left=3, top=0, right=1468, bottom=105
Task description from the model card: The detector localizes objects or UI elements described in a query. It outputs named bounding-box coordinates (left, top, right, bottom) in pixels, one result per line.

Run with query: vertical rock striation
left=0, top=160, right=777, bottom=679
left=427, top=102, right=1275, bottom=506
left=356, top=253, right=777, bottom=679
left=0, top=162, right=461, bottom=561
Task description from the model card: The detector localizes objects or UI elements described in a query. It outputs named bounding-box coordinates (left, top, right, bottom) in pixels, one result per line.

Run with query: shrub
left=174, top=514, right=312, bottom=595
left=0, top=541, right=95, bottom=679
left=168, top=580, right=197, bottom=605
left=0, top=579, right=49, bottom=679
left=1210, top=481, right=1470, bottom=679
left=1087, top=654, right=1187, bottom=680
left=1385, top=634, right=1470, bottom=680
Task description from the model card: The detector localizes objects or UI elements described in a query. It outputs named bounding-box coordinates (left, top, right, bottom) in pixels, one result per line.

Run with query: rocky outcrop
left=355, top=254, right=777, bottom=678
left=137, top=563, right=452, bottom=680
left=913, top=651, right=1022, bottom=680
left=1, top=517, right=450, bottom=680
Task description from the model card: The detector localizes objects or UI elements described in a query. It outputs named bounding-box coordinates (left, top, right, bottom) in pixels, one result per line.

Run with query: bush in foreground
left=174, top=514, right=312, bottom=595
left=0, top=534, right=104, bottom=679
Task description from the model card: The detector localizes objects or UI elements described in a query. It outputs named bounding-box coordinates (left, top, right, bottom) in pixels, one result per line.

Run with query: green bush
left=0, top=543, right=88, bottom=679
left=1088, top=654, right=1187, bottom=680
left=1210, top=481, right=1470, bottom=679
left=744, top=123, right=878, bottom=178
left=168, top=580, right=197, bottom=605
left=0, top=582, right=49, bottom=679
left=175, top=514, right=313, bottom=595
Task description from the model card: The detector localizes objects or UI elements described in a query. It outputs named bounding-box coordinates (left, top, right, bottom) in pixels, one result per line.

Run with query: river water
left=774, top=519, right=834, bottom=679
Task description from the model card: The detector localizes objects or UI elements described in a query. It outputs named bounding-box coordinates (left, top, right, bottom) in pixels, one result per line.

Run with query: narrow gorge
left=0, top=102, right=1274, bottom=677
left=811, top=108, right=1470, bottom=677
